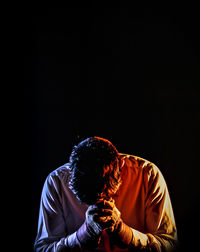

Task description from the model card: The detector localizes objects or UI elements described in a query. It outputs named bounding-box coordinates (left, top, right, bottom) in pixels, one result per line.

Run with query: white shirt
left=34, top=154, right=178, bottom=251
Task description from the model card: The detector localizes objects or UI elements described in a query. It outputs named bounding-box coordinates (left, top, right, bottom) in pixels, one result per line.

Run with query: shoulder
left=119, top=153, right=165, bottom=184
left=50, top=163, right=70, bottom=179
left=47, top=163, right=70, bottom=180
left=119, top=153, right=157, bottom=172
left=43, top=163, right=70, bottom=194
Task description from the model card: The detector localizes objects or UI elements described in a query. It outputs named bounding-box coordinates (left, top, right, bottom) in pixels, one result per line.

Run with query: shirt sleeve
left=34, top=173, right=70, bottom=252
left=129, top=163, right=178, bottom=251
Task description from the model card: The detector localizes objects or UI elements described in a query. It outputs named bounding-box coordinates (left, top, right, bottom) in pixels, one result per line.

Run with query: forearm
left=35, top=201, right=104, bottom=251
left=145, top=232, right=178, bottom=251
left=129, top=228, right=178, bottom=251
left=34, top=226, right=101, bottom=252
left=34, top=233, right=79, bottom=252
left=110, top=220, right=177, bottom=251
left=34, top=237, right=69, bottom=252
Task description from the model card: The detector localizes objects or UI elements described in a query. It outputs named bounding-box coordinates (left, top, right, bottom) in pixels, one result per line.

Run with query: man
left=34, top=136, right=178, bottom=251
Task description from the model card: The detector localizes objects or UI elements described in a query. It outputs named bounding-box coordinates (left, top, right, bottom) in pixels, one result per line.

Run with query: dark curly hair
left=68, top=136, right=122, bottom=205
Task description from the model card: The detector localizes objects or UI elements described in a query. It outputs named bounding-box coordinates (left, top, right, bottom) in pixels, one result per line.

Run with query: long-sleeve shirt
left=34, top=154, right=178, bottom=251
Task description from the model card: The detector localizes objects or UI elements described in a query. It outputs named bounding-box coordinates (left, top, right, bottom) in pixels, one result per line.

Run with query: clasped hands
left=75, top=198, right=121, bottom=248
left=73, top=198, right=133, bottom=249
left=87, top=198, right=121, bottom=234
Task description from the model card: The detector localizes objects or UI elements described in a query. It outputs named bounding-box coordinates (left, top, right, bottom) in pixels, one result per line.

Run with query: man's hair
left=68, top=136, right=122, bottom=205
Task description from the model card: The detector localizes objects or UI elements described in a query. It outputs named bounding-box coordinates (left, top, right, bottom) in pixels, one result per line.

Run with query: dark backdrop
left=24, top=6, right=200, bottom=251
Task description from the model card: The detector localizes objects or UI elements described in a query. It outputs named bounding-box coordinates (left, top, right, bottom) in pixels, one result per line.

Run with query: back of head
left=68, top=136, right=121, bottom=205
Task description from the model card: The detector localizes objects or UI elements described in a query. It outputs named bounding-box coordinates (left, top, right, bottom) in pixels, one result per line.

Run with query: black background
left=24, top=6, right=200, bottom=251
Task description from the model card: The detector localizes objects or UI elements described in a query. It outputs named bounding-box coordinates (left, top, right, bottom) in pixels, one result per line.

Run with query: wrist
left=117, top=221, right=133, bottom=245
left=76, top=221, right=102, bottom=248
left=66, top=231, right=81, bottom=248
